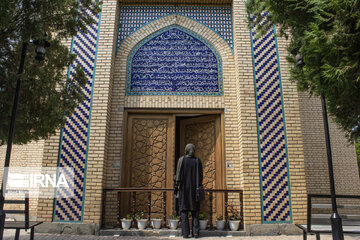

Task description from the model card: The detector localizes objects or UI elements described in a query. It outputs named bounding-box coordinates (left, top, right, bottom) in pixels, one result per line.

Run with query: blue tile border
left=116, top=6, right=233, bottom=55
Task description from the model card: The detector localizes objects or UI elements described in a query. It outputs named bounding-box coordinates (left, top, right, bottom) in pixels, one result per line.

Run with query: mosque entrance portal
left=120, top=110, right=225, bottom=218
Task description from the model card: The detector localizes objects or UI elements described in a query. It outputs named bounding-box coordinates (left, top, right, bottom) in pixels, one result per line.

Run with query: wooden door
left=121, top=113, right=174, bottom=218
left=179, top=115, right=224, bottom=220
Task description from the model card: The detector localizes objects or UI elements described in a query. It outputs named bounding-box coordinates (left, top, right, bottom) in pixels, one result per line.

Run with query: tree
left=247, top=0, right=360, bottom=140
left=0, top=0, right=101, bottom=145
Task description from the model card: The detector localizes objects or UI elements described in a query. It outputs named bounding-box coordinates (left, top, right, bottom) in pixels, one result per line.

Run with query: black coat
left=178, top=156, right=203, bottom=211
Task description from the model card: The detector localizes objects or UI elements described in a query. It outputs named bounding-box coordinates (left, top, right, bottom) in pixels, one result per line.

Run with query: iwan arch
left=1, top=0, right=359, bottom=235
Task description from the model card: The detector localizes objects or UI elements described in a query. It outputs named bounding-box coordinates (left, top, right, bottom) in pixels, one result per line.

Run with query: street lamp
left=0, top=39, right=50, bottom=240
left=34, top=40, right=50, bottom=62
left=293, top=51, right=344, bottom=240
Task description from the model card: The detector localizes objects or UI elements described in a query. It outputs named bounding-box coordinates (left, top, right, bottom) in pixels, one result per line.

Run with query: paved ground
left=3, top=230, right=360, bottom=240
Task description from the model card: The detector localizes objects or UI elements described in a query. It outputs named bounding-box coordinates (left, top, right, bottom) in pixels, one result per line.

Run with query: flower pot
left=168, top=219, right=179, bottom=230
left=199, top=219, right=208, bottom=230
left=151, top=219, right=162, bottom=229
left=121, top=219, right=132, bottom=230
left=137, top=219, right=148, bottom=230
left=229, top=220, right=240, bottom=231
left=215, top=220, right=225, bottom=230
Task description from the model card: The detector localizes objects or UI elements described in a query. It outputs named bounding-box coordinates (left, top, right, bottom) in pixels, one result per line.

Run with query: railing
left=307, top=194, right=360, bottom=232
left=102, top=188, right=243, bottom=230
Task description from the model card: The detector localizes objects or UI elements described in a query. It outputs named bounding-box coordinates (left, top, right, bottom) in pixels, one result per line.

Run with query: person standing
left=175, top=144, right=204, bottom=238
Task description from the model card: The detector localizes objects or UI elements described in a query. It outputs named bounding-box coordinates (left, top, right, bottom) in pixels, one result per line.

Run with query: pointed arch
left=126, top=25, right=223, bottom=96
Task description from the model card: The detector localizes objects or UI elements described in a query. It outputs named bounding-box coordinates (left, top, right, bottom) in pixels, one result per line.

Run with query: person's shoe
left=193, top=233, right=200, bottom=238
left=183, top=235, right=190, bottom=239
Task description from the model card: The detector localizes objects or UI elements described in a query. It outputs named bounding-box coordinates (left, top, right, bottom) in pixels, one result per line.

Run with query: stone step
left=100, top=228, right=246, bottom=237
left=312, top=204, right=360, bottom=209
left=312, top=214, right=360, bottom=225
left=313, top=214, right=360, bottom=220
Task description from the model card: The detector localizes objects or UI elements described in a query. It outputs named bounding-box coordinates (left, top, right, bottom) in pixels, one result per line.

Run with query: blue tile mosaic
left=127, top=25, right=222, bottom=96
left=53, top=4, right=102, bottom=222
left=117, top=6, right=233, bottom=54
left=250, top=14, right=292, bottom=223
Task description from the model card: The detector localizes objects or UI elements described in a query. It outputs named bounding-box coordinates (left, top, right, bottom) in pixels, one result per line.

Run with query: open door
left=120, top=112, right=224, bottom=221
left=179, top=115, right=224, bottom=221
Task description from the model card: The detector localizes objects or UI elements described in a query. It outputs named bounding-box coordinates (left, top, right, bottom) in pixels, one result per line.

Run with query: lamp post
left=294, top=52, right=344, bottom=240
left=0, top=39, right=49, bottom=240
left=319, top=91, right=344, bottom=240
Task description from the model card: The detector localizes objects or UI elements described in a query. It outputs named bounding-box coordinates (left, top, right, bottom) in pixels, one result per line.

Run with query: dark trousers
left=181, top=210, right=200, bottom=237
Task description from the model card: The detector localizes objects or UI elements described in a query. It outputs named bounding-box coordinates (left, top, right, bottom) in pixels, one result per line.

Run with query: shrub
left=135, top=211, right=145, bottom=220
left=228, top=205, right=241, bottom=221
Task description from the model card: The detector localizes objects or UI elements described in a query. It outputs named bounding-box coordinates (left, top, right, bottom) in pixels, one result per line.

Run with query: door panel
left=121, top=114, right=174, bottom=218
left=179, top=115, right=224, bottom=219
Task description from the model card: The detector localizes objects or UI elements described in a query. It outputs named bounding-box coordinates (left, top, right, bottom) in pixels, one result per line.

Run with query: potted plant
left=168, top=214, right=179, bottom=230
left=151, top=217, right=162, bottom=229
left=199, top=212, right=208, bottom=230
left=121, top=213, right=132, bottom=230
left=228, top=205, right=241, bottom=231
left=215, top=215, right=225, bottom=230
left=135, top=211, right=147, bottom=230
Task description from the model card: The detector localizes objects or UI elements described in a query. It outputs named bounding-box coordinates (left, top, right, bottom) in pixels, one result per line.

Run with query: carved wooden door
left=179, top=115, right=224, bottom=220
left=121, top=114, right=174, bottom=218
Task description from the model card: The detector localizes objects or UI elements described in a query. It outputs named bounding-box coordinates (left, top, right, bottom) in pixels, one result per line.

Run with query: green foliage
left=0, top=0, right=101, bottom=145
left=355, top=138, right=360, bottom=175
left=247, top=0, right=360, bottom=140
left=199, top=212, right=208, bottom=220
left=124, top=213, right=132, bottom=220
left=135, top=211, right=145, bottom=220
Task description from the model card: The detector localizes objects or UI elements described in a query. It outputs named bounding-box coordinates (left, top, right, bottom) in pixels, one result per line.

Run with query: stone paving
left=3, top=230, right=360, bottom=240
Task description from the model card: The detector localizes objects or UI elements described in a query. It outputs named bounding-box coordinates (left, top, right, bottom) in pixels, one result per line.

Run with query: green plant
left=246, top=0, right=360, bottom=140
left=169, top=214, right=179, bottom=220
left=0, top=0, right=101, bottom=145
left=199, top=212, right=208, bottom=220
left=135, top=211, right=145, bottom=220
left=228, top=205, right=241, bottom=221
left=124, top=213, right=132, bottom=220
left=216, top=215, right=224, bottom=221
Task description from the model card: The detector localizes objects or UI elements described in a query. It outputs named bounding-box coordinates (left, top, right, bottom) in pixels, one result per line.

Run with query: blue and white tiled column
left=53, top=4, right=102, bottom=222
left=250, top=14, right=293, bottom=223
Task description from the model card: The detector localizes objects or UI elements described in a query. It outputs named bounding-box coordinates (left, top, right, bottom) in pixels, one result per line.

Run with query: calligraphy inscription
left=128, top=27, right=221, bottom=95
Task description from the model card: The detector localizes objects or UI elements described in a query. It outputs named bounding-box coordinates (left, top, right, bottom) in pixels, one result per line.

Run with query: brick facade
left=299, top=93, right=360, bottom=196
left=0, top=0, right=359, bottom=232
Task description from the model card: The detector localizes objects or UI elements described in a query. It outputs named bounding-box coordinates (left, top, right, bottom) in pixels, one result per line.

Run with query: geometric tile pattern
left=250, top=14, right=292, bottom=223
left=130, top=118, right=168, bottom=216
left=117, top=6, right=233, bottom=54
left=127, top=26, right=222, bottom=96
left=53, top=4, right=102, bottom=222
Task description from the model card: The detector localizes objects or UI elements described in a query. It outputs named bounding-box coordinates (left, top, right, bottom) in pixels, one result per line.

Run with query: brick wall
left=81, top=0, right=118, bottom=224
left=37, top=0, right=119, bottom=223
left=276, top=34, right=308, bottom=224
left=233, top=0, right=307, bottom=224
left=0, top=141, right=45, bottom=218
left=232, top=0, right=262, bottom=224
left=299, top=93, right=360, bottom=196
